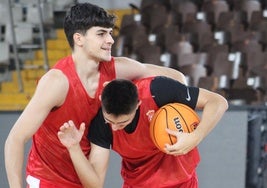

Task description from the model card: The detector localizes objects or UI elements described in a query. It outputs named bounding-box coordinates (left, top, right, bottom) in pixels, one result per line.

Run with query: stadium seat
left=0, top=41, right=10, bottom=66
left=135, top=43, right=162, bottom=65
left=201, top=0, right=230, bottom=26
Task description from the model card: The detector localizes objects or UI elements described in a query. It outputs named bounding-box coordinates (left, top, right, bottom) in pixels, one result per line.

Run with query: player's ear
left=99, top=95, right=102, bottom=101
left=136, top=100, right=142, bottom=110
left=103, top=81, right=110, bottom=87
left=73, top=32, right=83, bottom=46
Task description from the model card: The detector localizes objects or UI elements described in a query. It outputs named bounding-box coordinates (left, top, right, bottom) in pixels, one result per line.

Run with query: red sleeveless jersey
left=26, top=56, right=116, bottom=187
left=112, top=77, right=200, bottom=188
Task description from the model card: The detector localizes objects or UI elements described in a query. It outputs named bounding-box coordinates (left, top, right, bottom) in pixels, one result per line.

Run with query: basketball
left=150, top=103, right=200, bottom=153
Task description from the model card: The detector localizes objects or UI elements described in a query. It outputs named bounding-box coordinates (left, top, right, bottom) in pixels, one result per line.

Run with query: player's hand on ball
left=58, top=120, right=85, bottom=149
left=150, top=103, right=199, bottom=154
left=164, top=128, right=198, bottom=156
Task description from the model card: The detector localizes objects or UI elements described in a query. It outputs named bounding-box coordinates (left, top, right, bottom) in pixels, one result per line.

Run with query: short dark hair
left=101, top=79, right=139, bottom=116
left=64, top=2, right=116, bottom=49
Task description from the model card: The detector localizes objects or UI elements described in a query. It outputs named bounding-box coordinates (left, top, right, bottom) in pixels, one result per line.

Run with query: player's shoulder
left=38, top=69, right=69, bottom=90
left=43, top=69, right=67, bottom=81
left=113, top=57, right=147, bottom=79
left=113, top=56, right=136, bottom=65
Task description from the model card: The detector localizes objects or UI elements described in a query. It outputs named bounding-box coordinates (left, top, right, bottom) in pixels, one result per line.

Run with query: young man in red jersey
left=58, top=76, right=228, bottom=188
left=5, top=3, right=187, bottom=188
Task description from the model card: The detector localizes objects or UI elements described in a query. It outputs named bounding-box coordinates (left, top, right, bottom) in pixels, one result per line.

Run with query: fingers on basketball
left=150, top=103, right=200, bottom=153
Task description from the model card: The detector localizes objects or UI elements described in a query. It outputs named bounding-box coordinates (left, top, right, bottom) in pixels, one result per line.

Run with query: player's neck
left=72, top=54, right=100, bottom=75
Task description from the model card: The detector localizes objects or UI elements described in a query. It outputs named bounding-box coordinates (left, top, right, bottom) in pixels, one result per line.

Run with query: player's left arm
left=165, top=88, right=228, bottom=155
left=193, top=88, right=229, bottom=143
left=114, top=57, right=187, bottom=84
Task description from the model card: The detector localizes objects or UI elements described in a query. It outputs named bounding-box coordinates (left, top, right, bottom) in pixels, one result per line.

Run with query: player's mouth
left=101, top=47, right=112, bottom=52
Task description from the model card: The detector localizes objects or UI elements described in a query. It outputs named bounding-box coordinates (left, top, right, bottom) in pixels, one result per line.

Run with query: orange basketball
left=150, top=103, right=200, bottom=153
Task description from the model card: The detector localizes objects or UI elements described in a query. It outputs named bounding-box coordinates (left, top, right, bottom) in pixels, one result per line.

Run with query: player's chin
left=101, top=54, right=112, bottom=62
left=101, top=50, right=112, bottom=61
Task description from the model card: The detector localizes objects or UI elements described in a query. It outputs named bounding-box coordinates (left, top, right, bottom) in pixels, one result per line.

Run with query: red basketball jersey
left=26, top=56, right=116, bottom=187
left=112, top=77, right=200, bottom=187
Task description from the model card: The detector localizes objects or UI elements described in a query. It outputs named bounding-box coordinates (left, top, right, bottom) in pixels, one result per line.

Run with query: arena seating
left=115, top=0, right=267, bottom=106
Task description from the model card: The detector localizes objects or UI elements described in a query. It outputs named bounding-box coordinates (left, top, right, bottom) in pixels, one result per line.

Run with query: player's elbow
left=221, top=95, right=228, bottom=109
left=5, top=133, right=21, bottom=151
left=215, top=93, right=229, bottom=112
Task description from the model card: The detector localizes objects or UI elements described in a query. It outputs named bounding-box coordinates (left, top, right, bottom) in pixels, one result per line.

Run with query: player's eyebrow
left=103, top=116, right=130, bottom=125
left=96, top=28, right=113, bottom=33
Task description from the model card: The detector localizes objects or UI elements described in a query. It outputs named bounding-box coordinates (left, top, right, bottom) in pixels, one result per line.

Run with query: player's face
left=82, top=26, right=114, bottom=62
left=103, top=110, right=137, bottom=131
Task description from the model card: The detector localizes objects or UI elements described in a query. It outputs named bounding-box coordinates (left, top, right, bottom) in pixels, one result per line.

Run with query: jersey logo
left=186, top=88, right=191, bottom=101
left=146, top=110, right=155, bottom=122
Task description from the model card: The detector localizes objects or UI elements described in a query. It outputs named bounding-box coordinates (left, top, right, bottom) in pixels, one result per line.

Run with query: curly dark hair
left=64, top=2, right=116, bottom=49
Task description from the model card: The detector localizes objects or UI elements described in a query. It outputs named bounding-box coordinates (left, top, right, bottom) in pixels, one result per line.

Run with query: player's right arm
left=58, top=121, right=109, bottom=188
left=4, top=69, right=69, bottom=188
